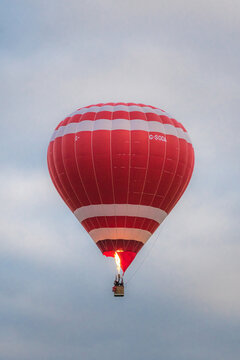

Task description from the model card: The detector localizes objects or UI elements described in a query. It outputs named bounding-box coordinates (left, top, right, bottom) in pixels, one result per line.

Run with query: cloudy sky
left=1, top=1, right=240, bottom=359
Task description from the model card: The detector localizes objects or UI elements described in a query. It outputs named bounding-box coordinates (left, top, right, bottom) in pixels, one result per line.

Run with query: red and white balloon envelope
left=47, top=103, right=194, bottom=292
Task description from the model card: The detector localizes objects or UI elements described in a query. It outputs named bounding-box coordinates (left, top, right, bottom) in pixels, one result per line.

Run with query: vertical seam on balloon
left=149, top=115, right=168, bottom=211
left=166, top=135, right=188, bottom=212
left=91, top=106, right=108, bottom=232
left=187, top=146, right=195, bottom=185
left=139, top=112, right=153, bottom=234
left=47, top=143, right=74, bottom=210
left=61, top=117, right=85, bottom=209
left=73, top=114, right=96, bottom=231
left=109, top=105, right=117, bottom=246
left=173, top=145, right=194, bottom=209
left=169, top=143, right=194, bottom=211
left=158, top=118, right=180, bottom=210
left=60, top=126, right=78, bottom=207
left=132, top=106, right=151, bottom=252
left=52, top=132, right=78, bottom=210
left=124, top=103, right=132, bottom=231
left=165, top=132, right=189, bottom=213
left=124, top=103, right=132, bottom=250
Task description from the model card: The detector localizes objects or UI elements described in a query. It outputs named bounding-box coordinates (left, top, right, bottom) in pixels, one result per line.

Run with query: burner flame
left=114, top=252, right=121, bottom=274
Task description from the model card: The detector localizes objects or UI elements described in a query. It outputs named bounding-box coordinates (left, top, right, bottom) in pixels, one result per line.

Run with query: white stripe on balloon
left=74, top=204, right=167, bottom=224
left=50, top=119, right=191, bottom=143
left=89, top=227, right=152, bottom=243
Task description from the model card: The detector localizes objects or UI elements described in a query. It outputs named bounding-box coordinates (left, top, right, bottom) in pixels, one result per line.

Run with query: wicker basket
left=114, top=285, right=124, bottom=297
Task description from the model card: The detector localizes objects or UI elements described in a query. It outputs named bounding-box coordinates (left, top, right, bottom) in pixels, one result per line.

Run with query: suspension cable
left=125, top=224, right=166, bottom=285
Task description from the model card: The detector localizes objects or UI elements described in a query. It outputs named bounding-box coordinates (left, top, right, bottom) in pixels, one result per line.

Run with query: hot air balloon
left=47, top=103, right=194, bottom=296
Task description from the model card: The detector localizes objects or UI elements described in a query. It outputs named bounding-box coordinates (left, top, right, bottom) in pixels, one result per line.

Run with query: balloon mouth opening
left=103, top=250, right=137, bottom=272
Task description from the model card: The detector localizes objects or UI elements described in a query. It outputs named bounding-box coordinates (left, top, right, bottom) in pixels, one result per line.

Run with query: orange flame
left=114, top=252, right=121, bottom=274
